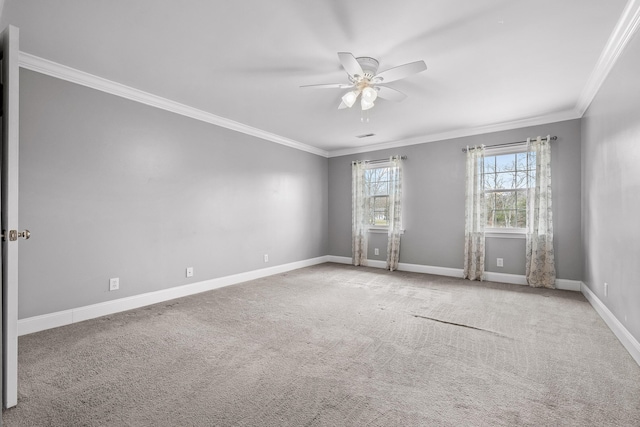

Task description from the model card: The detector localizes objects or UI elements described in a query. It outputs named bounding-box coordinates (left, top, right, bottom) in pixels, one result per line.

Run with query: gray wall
left=328, top=119, right=582, bottom=280
left=581, top=29, right=640, bottom=342
left=18, top=69, right=328, bottom=319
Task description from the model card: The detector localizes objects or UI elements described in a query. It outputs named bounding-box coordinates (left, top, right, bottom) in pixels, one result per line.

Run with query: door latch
left=2, top=229, right=30, bottom=241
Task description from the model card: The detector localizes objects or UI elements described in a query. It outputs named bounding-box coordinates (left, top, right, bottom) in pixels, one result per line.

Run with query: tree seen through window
left=365, top=167, right=391, bottom=227
left=484, top=151, right=535, bottom=228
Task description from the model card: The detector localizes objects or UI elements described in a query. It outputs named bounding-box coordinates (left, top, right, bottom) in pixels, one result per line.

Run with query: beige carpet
left=3, top=263, right=640, bottom=426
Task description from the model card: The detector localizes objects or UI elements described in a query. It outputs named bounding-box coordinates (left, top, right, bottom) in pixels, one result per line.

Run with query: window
left=483, top=148, right=535, bottom=230
left=365, top=166, right=392, bottom=227
left=352, top=156, right=403, bottom=267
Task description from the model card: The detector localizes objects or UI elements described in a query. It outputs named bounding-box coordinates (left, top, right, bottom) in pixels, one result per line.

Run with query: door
left=1, top=24, right=20, bottom=410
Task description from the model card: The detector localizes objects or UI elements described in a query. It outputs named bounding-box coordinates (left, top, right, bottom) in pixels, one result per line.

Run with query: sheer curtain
left=463, top=146, right=485, bottom=281
left=352, top=160, right=368, bottom=266
left=525, top=136, right=556, bottom=288
left=386, top=156, right=403, bottom=271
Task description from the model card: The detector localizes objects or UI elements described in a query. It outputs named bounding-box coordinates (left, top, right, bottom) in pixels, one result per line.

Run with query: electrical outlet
left=264, top=254, right=269, bottom=263
left=109, top=277, right=119, bottom=291
left=374, top=248, right=379, bottom=256
left=604, top=282, right=608, bottom=297
left=186, top=267, right=194, bottom=278
left=497, top=258, right=504, bottom=267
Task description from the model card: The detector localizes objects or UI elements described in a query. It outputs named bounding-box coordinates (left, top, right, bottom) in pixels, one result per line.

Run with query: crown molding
left=327, top=109, right=581, bottom=158
left=21, top=0, right=638, bottom=164
left=576, top=0, right=640, bottom=116
left=18, top=52, right=329, bottom=158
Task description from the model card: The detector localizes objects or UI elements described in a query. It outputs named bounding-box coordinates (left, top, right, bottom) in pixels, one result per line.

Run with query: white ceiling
left=0, top=0, right=631, bottom=155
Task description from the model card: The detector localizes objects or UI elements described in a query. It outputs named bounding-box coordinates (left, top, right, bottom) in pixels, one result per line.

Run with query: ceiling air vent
left=356, top=133, right=375, bottom=139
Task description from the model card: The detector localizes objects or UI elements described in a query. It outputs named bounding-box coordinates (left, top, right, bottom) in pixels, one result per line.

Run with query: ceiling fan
left=301, top=52, right=427, bottom=111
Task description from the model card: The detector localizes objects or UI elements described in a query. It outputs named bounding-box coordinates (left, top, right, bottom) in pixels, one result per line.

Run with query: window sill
left=485, top=229, right=526, bottom=239
left=368, top=228, right=405, bottom=235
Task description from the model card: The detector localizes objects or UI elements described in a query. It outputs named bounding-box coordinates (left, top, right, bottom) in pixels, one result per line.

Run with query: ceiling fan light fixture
left=361, top=86, right=378, bottom=103
left=361, top=98, right=375, bottom=111
left=341, top=90, right=359, bottom=108
left=307, top=52, right=427, bottom=116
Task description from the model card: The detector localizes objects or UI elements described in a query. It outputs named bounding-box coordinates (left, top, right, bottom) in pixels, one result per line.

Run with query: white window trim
left=484, top=144, right=529, bottom=156
left=368, top=227, right=405, bottom=235
left=368, top=227, right=388, bottom=234
left=483, top=144, right=533, bottom=234
left=485, top=228, right=526, bottom=239
left=364, top=161, right=402, bottom=231
left=365, top=161, right=394, bottom=169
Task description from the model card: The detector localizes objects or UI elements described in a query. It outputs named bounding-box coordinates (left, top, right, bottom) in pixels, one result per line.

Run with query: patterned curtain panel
left=352, top=160, right=368, bottom=266
left=525, top=136, right=556, bottom=288
left=463, top=146, right=485, bottom=281
left=386, top=156, right=403, bottom=271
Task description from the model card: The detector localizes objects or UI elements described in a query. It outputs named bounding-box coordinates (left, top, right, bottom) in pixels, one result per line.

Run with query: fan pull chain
left=361, top=109, right=370, bottom=123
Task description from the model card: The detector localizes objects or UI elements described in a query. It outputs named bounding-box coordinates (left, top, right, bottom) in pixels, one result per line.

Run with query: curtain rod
left=461, top=136, right=557, bottom=152
left=352, top=155, right=407, bottom=165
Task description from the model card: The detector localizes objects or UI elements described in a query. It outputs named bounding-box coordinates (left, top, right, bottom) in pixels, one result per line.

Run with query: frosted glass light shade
left=362, top=87, right=378, bottom=103
left=361, top=98, right=375, bottom=110
left=341, top=91, right=359, bottom=108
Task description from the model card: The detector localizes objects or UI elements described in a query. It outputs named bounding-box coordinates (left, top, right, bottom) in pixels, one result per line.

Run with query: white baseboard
left=326, top=255, right=353, bottom=265
left=18, top=256, right=329, bottom=336
left=19, top=255, right=584, bottom=336
left=367, top=259, right=387, bottom=269
left=327, top=256, right=579, bottom=290
left=482, top=272, right=581, bottom=291
left=581, top=282, right=640, bottom=367
left=484, top=271, right=528, bottom=286
left=18, top=310, right=75, bottom=336
left=397, top=262, right=464, bottom=278
left=328, top=256, right=462, bottom=278
left=555, top=278, right=582, bottom=292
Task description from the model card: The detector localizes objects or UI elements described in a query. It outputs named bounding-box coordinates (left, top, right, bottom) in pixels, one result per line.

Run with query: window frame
left=363, top=161, right=403, bottom=233
left=483, top=145, right=534, bottom=236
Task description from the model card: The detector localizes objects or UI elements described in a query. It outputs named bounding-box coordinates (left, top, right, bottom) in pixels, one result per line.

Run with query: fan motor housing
left=356, top=57, right=379, bottom=79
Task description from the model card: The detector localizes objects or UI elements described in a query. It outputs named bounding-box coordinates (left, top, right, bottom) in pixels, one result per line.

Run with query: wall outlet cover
left=109, top=277, right=119, bottom=291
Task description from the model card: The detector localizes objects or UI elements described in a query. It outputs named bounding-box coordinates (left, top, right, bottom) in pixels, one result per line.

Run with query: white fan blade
left=375, top=86, right=407, bottom=102
left=338, top=101, right=349, bottom=109
left=338, top=52, right=364, bottom=78
left=300, top=83, right=354, bottom=89
left=372, top=60, right=427, bottom=83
